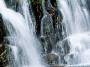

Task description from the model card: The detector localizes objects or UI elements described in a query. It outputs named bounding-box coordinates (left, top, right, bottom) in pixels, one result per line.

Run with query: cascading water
left=1, top=0, right=90, bottom=66
left=0, top=0, right=44, bottom=67
left=57, top=0, right=90, bottom=66
left=19, top=0, right=34, bottom=32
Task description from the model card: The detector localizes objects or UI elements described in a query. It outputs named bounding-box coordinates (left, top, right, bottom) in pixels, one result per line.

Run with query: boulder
left=44, top=53, right=59, bottom=65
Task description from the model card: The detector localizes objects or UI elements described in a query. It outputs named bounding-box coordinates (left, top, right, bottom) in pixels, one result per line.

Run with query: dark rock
left=41, top=14, right=54, bottom=37
left=31, top=0, right=43, bottom=36
left=0, top=13, right=8, bottom=67
left=44, top=53, right=59, bottom=65
left=54, top=39, right=70, bottom=64
left=0, top=44, right=10, bottom=67
left=52, top=9, right=63, bottom=44
left=40, top=14, right=55, bottom=53
left=40, top=0, right=64, bottom=56
left=5, top=0, right=19, bottom=11
left=0, top=14, right=8, bottom=43
left=0, top=44, right=6, bottom=66
left=50, top=0, right=57, bottom=8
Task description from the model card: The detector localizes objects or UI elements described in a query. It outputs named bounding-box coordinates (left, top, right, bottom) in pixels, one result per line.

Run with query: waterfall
left=57, top=0, right=90, bottom=65
left=1, top=0, right=90, bottom=66
left=0, top=0, right=44, bottom=67
left=19, top=0, right=34, bottom=32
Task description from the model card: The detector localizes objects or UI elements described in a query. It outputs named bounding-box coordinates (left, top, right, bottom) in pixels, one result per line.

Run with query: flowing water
left=57, top=0, right=90, bottom=66
left=0, top=0, right=44, bottom=67
left=0, top=0, right=90, bottom=66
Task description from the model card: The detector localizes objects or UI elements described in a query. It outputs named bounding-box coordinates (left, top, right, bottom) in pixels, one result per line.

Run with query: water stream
left=57, top=0, right=90, bottom=65
left=0, top=0, right=90, bottom=67
left=0, top=0, right=44, bottom=67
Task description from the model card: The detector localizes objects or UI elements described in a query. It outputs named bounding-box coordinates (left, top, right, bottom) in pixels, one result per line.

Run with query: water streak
left=0, top=0, right=44, bottom=67
left=57, top=0, right=90, bottom=65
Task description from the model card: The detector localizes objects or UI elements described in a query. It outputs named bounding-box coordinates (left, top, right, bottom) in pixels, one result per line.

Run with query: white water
left=19, top=0, right=34, bottom=32
left=0, top=0, right=44, bottom=67
left=57, top=0, right=90, bottom=65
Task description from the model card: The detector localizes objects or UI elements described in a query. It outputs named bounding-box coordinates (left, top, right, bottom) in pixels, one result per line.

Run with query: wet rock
left=0, top=44, right=19, bottom=67
left=47, top=0, right=64, bottom=43
left=0, top=14, right=9, bottom=67
left=54, top=40, right=70, bottom=64
left=0, top=44, right=11, bottom=67
left=41, top=14, right=54, bottom=37
left=45, top=0, right=56, bottom=17
left=0, top=14, right=6, bottom=44
left=44, top=53, right=59, bottom=65
left=44, top=0, right=64, bottom=47
left=40, top=0, right=64, bottom=57
left=0, top=44, right=5, bottom=56
left=31, top=0, right=43, bottom=36
left=0, top=44, right=6, bottom=66
left=6, top=45, right=19, bottom=67
left=52, top=9, right=63, bottom=43
left=5, top=0, right=19, bottom=11
left=40, top=14, right=55, bottom=53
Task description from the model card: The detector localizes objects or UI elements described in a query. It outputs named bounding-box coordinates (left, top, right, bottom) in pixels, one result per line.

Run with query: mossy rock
left=0, top=43, right=15, bottom=67
left=0, top=44, right=9, bottom=66
left=43, top=53, right=59, bottom=65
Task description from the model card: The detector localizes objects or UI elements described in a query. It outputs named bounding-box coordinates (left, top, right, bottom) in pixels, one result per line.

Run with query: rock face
left=52, top=39, right=70, bottom=64
left=44, top=53, right=59, bottom=65
left=0, top=14, right=8, bottom=67
left=40, top=13, right=54, bottom=53
left=31, top=0, right=43, bottom=36
left=0, top=14, right=6, bottom=44
left=0, top=44, right=5, bottom=67
left=40, top=0, right=64, bottom=53
left=39, top=0, right=67, bottom=65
